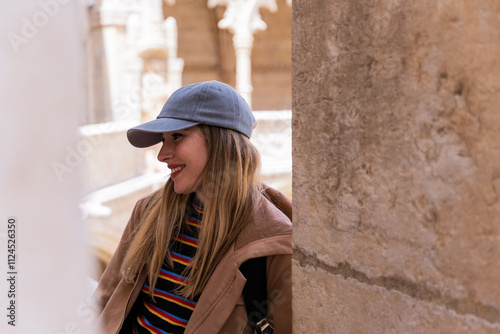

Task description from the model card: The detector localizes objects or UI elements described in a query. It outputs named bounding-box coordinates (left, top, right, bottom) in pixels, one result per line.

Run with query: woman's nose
left=157, top=141, right=173, bottom=162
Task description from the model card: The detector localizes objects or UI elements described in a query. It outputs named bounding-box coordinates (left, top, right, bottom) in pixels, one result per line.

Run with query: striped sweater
left=121, top=194, right=203, bottom=334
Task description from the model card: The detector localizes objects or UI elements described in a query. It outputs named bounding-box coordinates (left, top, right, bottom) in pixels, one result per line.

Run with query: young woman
left=93, top=81, right=292, bottom=334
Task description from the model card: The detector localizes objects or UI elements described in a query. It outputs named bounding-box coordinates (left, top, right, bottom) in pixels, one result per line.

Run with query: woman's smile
left=168, top=164, right=184, bottom=178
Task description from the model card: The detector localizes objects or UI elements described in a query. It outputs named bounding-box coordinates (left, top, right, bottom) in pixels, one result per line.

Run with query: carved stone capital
left=208, top=0, right=277, bottom=37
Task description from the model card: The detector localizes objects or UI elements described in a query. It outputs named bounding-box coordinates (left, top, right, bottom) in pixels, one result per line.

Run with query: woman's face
left=158, top=126, right=209, bottom=203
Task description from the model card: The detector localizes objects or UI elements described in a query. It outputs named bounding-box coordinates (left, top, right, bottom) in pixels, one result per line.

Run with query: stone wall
left=292, top=1, right=500, bottom=332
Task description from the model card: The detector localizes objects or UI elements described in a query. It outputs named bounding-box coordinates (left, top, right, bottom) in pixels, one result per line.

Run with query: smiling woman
left=93, top=81, right=292, bottom=334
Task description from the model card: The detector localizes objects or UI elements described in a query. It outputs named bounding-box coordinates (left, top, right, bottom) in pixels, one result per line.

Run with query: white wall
left=0, top=0, right=97, bottom=333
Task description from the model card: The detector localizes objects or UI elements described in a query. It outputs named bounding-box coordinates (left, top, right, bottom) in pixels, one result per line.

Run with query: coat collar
left=184, top=197, right=292, bottom=334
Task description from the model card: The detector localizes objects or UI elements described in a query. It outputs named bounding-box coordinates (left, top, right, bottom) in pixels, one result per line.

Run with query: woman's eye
left=172, top=133, right=182, bottom=140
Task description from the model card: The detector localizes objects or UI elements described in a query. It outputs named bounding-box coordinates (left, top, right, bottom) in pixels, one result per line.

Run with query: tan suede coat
left=93, top=188, right=292, bottom=334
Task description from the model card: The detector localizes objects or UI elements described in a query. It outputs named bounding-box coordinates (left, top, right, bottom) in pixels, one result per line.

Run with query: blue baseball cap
left=127, top=81, right=255, bottom=148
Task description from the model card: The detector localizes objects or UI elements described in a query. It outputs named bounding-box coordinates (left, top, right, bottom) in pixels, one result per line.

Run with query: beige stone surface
left=294, top=264, right=500, bottom=333
left=293, top=0, right=500, bottom=331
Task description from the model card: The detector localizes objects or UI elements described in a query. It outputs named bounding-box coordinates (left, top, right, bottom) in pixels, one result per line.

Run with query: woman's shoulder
left=234, top=188, right=292, bottom=251
left=255, top=193, right=293, bottom=235
left=262, top=186, right=292, bottom=221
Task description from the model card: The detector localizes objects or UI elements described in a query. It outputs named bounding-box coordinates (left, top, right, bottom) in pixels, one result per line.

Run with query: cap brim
left=127, top=118, right=199, bottom=148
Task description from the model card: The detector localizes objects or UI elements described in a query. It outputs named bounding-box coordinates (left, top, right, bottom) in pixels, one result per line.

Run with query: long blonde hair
left=121, top=125, right=262, bottom=299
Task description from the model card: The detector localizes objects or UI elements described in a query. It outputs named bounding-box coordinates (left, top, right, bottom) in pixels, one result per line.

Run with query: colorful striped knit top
left=121, top=194, right=203, bottom=334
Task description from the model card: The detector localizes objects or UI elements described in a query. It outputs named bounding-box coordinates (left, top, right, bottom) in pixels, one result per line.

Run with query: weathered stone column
left=293, top=1, right=500, bottom=332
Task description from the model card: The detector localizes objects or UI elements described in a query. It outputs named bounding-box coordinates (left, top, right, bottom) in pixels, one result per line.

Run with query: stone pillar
left=208, top=0, right=278, bottom=107
left=293, top=1, right=500, bottom=333
left=136, top=1, right=183, bottom=123
left=138, top=0, right=167, bottom=57
left=92, top=0, right=130, bottom=122
left=165, top=17, right=184, bottom=91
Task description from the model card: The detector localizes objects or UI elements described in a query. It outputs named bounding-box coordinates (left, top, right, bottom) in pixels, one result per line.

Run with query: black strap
left=240, top=257, right=268, bottom=329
